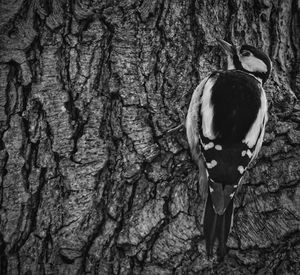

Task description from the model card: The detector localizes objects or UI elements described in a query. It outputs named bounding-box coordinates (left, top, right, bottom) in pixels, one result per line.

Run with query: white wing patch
left=201, top=78, right=217, bottom=140
left=250, top=90, right=268, bottom=161
left=246, top=149, right=253, bottom=158
left=215, top=144, right=222, bottom=150
left=237, top=166, right=245, bottom=174
left=207, top=160, right=217, bottom=169
left=203, top=142, right=214, bottom=150
left=186, top=76, right=210, bottom=161
left=243, top=86, right=268, bottom=149
left=186, top=76, right=209, bottom=161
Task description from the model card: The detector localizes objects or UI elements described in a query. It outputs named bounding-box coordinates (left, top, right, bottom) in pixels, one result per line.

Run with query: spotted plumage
left=186, top=39, right=271, bottom=259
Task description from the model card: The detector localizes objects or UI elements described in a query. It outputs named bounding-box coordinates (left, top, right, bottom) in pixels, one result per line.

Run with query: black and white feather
left=186, top=39, right=271, bottom=259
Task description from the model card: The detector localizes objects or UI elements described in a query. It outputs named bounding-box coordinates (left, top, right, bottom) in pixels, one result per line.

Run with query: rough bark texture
left=0, top=0, right=300, bottom=274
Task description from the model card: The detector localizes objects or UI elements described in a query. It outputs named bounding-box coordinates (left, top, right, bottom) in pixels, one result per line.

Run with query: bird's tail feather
left=216, top=198, right=233, bottom=259
left=203, top=191, right=234, bottom=258
left=203, top=191, right=217, bottom=257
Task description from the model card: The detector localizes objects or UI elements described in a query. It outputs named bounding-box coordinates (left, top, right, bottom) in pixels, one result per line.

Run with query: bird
left=186, top=39, right=271, bottom=259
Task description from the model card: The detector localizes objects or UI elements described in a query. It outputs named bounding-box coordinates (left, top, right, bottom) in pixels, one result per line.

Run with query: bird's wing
left=245, top=85, right=268, bottom=163
left=192, top=72, right=268, bottom=258
left=198, top=76, right=268, bottom=213
left=186, top=75, right=210, bottom=163
left=186, top=74, right=218, bottom=198
left=186, top=71, right=267, bottom=209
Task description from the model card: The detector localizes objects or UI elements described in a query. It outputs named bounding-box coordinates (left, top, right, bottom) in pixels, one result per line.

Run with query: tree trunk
left=0, top=0, right=299, bottom=274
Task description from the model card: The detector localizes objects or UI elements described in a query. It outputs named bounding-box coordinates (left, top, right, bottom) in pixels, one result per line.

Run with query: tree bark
left=0, top=0, right=300, bottom=274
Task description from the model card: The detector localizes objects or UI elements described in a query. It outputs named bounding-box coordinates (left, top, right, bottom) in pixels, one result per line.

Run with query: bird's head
left=217, top=38, right=272, bottom=84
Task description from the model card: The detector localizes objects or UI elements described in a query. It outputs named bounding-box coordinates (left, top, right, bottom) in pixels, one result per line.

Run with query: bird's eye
left=241, top=51, right=251, bottom=57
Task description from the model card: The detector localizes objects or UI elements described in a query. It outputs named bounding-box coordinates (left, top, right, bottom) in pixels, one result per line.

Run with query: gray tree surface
left=0, top=0, right=300, bottom=274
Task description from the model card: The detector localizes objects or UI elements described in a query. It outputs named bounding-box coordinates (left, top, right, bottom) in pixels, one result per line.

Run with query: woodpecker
left=186, top=39, right=271, bottom=259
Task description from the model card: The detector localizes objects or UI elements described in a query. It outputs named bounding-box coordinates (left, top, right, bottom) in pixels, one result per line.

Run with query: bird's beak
left=217, top=38, right=235, bottom=56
